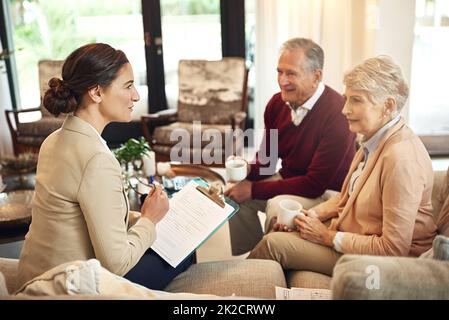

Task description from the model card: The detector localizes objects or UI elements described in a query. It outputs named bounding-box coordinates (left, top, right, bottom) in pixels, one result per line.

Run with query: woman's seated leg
left=124, top=248, right=194, bottom=290
left=247, top=231, right=341, bottom=276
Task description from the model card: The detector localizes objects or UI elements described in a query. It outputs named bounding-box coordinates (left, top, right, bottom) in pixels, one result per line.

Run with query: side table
left=128, top=163, right=226, bottom=210
left=0, top=172, right=35, bottom=245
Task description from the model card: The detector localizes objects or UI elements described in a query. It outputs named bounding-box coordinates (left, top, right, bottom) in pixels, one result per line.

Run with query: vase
left=142, top=151, right=156, bottom=178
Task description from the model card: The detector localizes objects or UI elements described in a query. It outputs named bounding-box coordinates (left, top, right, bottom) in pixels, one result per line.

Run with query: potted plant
left=113, top=137, right=152, bottom=172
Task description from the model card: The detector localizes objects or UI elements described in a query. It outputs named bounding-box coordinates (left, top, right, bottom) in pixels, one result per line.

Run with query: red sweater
left=248, top=86, right=356, bottom=200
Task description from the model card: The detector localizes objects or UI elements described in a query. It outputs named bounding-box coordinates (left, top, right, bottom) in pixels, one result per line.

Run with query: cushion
left=153, top=122, right=232, bottom=147
left=332, top=254, right=449, bottom=299
left=419, top=234, right=449, bottom=259
left=14, top=259, right=220, bottom=299
left=433, top=235, right=449, bottom=261
left=286, top=271, right=331, bottom=289
left=165, top=259, right=286, bottom=299
left=0, top=258, right=19, bottom=294
left=0, top=272, right=8, bottom=296
left=152, top=146, right=228, bottom=162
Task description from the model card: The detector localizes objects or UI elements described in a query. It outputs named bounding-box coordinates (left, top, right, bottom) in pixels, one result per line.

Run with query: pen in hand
left=140, top=178, right=159, bottom=205
left=148, top=183, right=156, bottom=197
left=140, top=184, right=169, bottom=224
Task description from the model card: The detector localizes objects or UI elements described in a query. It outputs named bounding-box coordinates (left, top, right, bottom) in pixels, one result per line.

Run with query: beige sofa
left=0, top=258, right=287, bottom=299
left=331, top=241, right=449, bottom=300
left=0, top=256, right=330, bottom=299
left=1, top=170, right=447, bottom=299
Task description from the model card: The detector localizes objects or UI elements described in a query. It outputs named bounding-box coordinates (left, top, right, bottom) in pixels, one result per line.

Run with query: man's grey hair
left=280, top=38, right=324, bottom=72
left=344, top=55, right=409, bottom=111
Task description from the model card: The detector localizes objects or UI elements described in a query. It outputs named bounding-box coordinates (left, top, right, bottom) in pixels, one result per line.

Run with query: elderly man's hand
left=294, top=212, right=336, bottom=247
left=224, top=180, right=252, bottom=204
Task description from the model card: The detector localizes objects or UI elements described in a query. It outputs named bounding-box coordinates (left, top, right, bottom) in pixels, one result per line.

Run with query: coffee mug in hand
left=225, top=159, right=248, bottom=182
left=277, top=199, right=304, bottom=229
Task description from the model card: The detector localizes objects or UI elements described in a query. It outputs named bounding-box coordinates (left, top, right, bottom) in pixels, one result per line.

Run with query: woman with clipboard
left=17, top=43, right=193, bottom=290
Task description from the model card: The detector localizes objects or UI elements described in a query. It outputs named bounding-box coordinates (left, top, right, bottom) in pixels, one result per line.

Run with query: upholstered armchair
left=141, top=58, right=248, bottom=166
left=5, top=60, right=65, bottom=156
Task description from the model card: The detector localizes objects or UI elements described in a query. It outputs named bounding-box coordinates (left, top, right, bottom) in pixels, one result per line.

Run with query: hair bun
left=48, top=78, right=72, bottom=99
left=43, top=77, right=77, bottom=116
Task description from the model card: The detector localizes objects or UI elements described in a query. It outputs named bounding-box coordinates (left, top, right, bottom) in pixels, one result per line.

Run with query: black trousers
left=124, top=248, right=194, bottom=290
left=125, top=193, right=195, bottom=290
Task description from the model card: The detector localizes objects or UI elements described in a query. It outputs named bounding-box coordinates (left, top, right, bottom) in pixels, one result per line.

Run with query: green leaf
left=113, top=136, right=152, bottom=165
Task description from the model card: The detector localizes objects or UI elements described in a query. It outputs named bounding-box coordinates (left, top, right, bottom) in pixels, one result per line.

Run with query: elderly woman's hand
left=272, top=217, right=294, bottom=232
left=294, top=211, right=337, bottom=247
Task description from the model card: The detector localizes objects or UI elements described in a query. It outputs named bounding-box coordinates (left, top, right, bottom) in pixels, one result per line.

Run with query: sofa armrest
left=141, top=110, right=178, bottom=146
left=141, top=109, right=178, bottom=123
left=5, top=108, right=42, bottom=132
left=331, top=254, right=449, bottom=299
left=0, top=258, right=20, bottom=294
left=5, top=107, right=41, bottom=113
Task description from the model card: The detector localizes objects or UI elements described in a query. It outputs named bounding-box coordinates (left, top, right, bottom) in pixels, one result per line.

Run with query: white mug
left=225, top=159, right=248, bottom=182
left=157, top=162, right=171, bottom=176
left=277, top=199, right=304, bottom=229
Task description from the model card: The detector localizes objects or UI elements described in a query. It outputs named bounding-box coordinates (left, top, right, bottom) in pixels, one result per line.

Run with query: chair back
left=38, top=60, right=64, bottom=117
left=177, top=58, right=247, bottom=125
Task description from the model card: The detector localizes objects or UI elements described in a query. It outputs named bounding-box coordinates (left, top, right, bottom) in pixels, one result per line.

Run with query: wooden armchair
left=5, top=60, right=65, bottom=156
left=141, top=58, right=248, bottom=166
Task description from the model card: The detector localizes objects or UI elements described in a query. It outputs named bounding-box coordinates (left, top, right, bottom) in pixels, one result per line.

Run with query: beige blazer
left=326, top=118, right=437, bottom=257
left=18, top=116, right=156, bottom=286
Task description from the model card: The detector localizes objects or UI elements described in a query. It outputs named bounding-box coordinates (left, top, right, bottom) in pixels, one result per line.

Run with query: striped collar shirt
left=287, top=82, right=325, bottom=126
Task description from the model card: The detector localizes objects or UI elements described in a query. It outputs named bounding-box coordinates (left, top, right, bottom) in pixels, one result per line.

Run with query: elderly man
left=225, top=38, right=356, bottom=255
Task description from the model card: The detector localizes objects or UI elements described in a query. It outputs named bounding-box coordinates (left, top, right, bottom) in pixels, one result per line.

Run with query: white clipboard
left=151, top=179, right=238, bottom=267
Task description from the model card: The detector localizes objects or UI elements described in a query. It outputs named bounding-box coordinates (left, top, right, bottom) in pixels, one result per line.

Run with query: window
left=409, top=0, right=449, bottom=136
left=160, top=0, right=222, bottom=108
left=9, top=0, right=145, bottom=113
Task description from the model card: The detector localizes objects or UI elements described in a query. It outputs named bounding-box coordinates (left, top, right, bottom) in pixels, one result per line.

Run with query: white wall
left=375, top=0, right=416, bottom=121
left=254, top=0, right=326, bottom=137
left=253, top=0, right=417, bottom=135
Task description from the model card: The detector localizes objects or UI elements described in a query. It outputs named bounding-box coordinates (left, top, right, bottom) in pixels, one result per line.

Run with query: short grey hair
left=280, top=37, right=324, bottom=72
left=344, top=55, right=409, bottom=111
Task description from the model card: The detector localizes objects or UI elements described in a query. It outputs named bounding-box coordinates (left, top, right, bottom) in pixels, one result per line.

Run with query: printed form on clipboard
left=151, top=179, right=239, bottom=268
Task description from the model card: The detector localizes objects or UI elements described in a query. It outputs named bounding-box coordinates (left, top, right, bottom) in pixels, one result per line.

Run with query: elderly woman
left=248, top=56, right=437, bottom=276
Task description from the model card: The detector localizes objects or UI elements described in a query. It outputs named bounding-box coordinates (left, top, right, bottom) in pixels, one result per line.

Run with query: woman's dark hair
left=43, top=43, right=129, bottom=116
